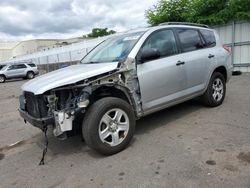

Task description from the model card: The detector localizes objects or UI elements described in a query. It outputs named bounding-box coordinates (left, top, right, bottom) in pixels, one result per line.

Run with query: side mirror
left=140, top=48, right=160, bottom=63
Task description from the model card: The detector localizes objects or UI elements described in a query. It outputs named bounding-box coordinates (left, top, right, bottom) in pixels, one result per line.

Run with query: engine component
left=53, top=111, right=74, bottom=138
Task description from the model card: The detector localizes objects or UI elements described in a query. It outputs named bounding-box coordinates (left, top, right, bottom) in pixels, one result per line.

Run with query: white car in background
left=0, top=63, right=39, bottom=83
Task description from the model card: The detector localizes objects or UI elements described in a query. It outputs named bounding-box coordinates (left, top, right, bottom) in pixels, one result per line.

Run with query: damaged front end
left=49, top=86, right=91, bottom=139
left=19, top=59, right=143, bottom=140
left=19, top=85, right=92, bottom=139
left=19, top=83, right=94, bottom=165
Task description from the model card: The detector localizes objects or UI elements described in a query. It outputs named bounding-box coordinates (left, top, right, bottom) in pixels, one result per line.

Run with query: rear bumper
left=19, top=108, right=54, bottom=130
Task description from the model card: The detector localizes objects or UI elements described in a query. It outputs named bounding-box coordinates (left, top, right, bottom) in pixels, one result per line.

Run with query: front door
left=137, top=29, right=187, bottom=113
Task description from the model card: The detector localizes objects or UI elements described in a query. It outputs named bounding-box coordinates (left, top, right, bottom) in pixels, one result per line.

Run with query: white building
left=0, top=41, right=19, bottom=61
left=0, top=37, right=86, bottom=61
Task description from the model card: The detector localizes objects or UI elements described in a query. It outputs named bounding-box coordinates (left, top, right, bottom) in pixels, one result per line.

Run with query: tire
left=82, top=97, right=135, bottom=155
left=201, top=72, right=226, bottom=107
left=0, top=75, right=5, bottom=83
left=27, top=71, right=35, bottom=79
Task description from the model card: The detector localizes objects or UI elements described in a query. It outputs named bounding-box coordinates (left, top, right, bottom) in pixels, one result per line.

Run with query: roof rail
left=159, top=22, right=209, bottom=28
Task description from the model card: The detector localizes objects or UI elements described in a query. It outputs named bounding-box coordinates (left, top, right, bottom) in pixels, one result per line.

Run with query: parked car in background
left=19, top=23, right=232, bottom=155
left=0, top=63, right=39, bottom=83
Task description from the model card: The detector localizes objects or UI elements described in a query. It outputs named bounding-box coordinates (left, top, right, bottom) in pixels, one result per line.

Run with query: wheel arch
left=0, top=74, right=6, bottom=78
left=213, top=66, right=227, bottom=82
left=89, top=85, right=136, bottom=113
left=203, top=65, right=227, bottom=94
left=26, top=70, right=34, bottom=75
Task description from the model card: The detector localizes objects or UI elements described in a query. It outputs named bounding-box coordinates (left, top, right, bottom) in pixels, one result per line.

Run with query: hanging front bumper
left=19, top=108, right=54, bottom=130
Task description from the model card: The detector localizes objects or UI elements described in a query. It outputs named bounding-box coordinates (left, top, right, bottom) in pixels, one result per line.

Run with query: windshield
left=81, top=31, right=145, bottom=64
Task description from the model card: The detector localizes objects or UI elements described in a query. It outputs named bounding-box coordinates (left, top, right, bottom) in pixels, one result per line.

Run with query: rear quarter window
left=28, top=63, right=36, bottom=67
left=200, top=30, right=216, bottom=47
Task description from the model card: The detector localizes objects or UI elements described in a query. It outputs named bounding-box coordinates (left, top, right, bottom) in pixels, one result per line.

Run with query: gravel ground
left=0, top=74, right=250, bottom=188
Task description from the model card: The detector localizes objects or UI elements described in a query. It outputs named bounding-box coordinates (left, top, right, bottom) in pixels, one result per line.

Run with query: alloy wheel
left=28, top=73, right=34, bottom=79
left=98, top=108, right=129, bottom=147
left=0, top=76, right=4, bottom=83
left=212, top=78, right=224, bottom=102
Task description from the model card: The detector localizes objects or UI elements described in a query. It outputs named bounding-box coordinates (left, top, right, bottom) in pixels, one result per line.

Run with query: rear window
left=200, top=30, right=216, bottom=47
left=28, top=63, right=36, bottom=67
left=176, top=29, right=204, bottom=52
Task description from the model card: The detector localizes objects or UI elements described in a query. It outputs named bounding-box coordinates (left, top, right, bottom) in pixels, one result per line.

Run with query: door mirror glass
left=140, top=48, right=160, bottom=63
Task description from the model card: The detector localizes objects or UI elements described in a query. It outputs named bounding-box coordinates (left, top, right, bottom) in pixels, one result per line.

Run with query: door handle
left=208, top=54, right=215, bottom=59
left=176, top=61, right=185, bottom=66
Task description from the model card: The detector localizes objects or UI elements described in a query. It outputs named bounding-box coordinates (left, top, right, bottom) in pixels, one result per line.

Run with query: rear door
left=175, top=28, right=209, bottom=93
left=137, top=29, right=187, bottom=113
left=15, top=64, right=27, bottom=77
left=199, top=29, right=218, bottom=79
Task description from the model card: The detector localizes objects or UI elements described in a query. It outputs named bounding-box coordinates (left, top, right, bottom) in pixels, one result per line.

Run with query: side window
left=177, top=29, right=204, bottom=52
left=8, top=65, right=15, bottom=70
left=142, top=30, right=178, bottom=58
left=16, top=64, right=27, bottom=69
left=200, top=30, right=216, bottom=47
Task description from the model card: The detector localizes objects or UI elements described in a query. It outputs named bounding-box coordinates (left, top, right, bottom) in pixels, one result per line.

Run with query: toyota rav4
left=19, top=23, right=232, bottom=155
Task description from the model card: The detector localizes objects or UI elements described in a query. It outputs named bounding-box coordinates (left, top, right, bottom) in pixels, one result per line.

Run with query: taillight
left=223, top=44, right=231, bottom=53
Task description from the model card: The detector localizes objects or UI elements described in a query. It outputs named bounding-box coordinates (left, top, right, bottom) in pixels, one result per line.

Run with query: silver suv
left=19, top=23, right=232, bottom=155
left=0, top=63, right=39, bottom=83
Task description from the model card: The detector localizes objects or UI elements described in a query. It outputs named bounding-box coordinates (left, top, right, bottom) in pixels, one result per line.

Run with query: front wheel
left=201, top=72, right=226, bottom=107
left=0, top=75, right=5, bottom=83
left=82, top=97, right=135, bottom=155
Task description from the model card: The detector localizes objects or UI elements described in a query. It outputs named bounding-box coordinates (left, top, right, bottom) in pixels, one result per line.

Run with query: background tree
left=190, top=0, right=230, bottom=25
left=87, top=28, right=116, bottom=38
left=146, top=0, right=250, bottom=26
left=228, top=0, right=250, bottom=20
left=146, top=0, right=192, bottom=25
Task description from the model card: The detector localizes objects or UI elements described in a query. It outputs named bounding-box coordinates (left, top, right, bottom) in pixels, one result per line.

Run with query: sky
left=0, top=0, right=157, bottom=41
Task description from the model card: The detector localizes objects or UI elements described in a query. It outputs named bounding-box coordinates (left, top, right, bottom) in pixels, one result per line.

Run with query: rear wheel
left=82, top=97, right=135, bottom=155
left=0, top=75, right=5, bottom=83
left=27, top=72, right=35, bottom=79
left=201, top=72, right=226, bottom=107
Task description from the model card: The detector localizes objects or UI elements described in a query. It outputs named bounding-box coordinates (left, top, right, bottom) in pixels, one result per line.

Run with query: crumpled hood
left=22, top=62, right=119, bottom=95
